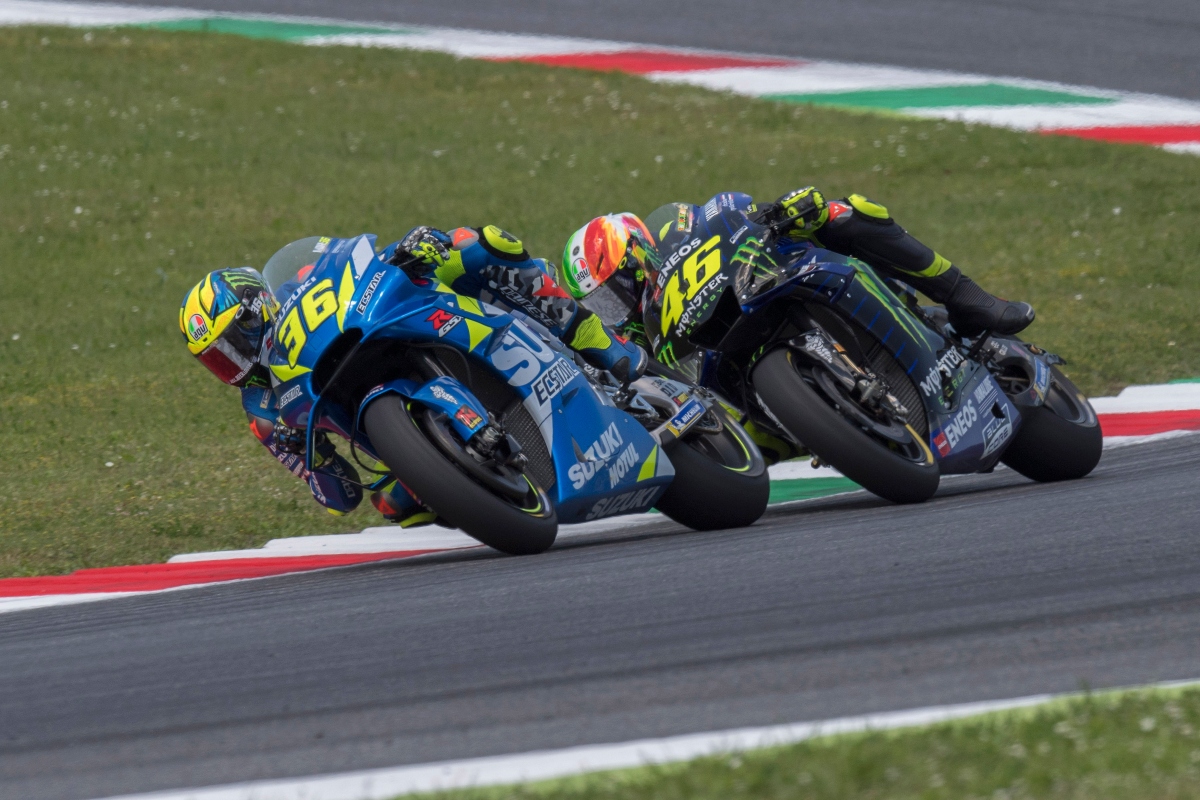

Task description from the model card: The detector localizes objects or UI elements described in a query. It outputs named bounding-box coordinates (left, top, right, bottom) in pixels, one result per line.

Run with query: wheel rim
left=414, top=405, right=553, bottom=516
left=680, top=407, right=763, bottom=475
left=802, top=362, right=932, bottom=465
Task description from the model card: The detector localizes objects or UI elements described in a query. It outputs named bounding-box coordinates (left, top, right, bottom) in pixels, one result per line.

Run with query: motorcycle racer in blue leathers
left=181, top=225, right=647, bottom=527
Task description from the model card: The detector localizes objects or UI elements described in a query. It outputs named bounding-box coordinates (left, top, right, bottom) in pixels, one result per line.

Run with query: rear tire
left=363, top=395, right=558, bottom=555
left=655, top=406, right=770, bottom=530
left=1001, top=367, right=1102, bottom=482
left=752, top=348, right=940, bottom=504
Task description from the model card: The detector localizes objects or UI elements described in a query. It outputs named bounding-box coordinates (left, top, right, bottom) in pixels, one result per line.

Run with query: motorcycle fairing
left=269, top=235, right=674, bottom=522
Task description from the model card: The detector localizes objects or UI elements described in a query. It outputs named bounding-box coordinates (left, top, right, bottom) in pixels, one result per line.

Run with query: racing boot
left=565, top=312, right=648, bottom=382
left=371, top=480, right=443, bottom=528
left=907, top=265, right=1035, bottom=339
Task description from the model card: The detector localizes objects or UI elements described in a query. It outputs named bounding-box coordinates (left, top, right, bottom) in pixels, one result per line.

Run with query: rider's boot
left=371, top=480, right=444, bottom=528
left=565, top=312, right=648, bottom=382
left=906, top=266, right=1035, bottom=339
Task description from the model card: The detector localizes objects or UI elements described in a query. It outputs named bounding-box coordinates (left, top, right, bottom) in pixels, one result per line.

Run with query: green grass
left=414, top=686, right=1200, bottom=800
left=0, top=26, right=1197, bottom=576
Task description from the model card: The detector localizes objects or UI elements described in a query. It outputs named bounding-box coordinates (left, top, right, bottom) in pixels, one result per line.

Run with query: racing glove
left=273, top=419, right=306, bottom=454
left=773, top=187, right=830, bottom=240
left=390, top=226, right=452, bottom=273
left=565, top=311, right=648, bottom=382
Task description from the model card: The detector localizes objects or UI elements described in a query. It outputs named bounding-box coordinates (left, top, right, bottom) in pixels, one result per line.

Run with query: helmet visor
left=581, top=274, right=639, bottom=328
left=196, top=311, right=264, bottom=386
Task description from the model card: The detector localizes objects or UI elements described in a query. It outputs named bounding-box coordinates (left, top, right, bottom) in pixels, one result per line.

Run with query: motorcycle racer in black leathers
left=559, top=188, right=1035, bottom=463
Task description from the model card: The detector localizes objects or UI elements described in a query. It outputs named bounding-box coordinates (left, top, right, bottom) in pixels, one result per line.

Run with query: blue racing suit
left=242, top=225, right=645, bottom=526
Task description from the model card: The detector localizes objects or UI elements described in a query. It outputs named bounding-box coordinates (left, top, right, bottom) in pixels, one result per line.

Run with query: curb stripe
left=1043, top=123, right=1200, bottom=145
left=767, top=83, right=1114, bottom=110
left=1097, top=410, right=1200, bottom=437
left=0, top=551, right=437, bottom=596
left=500, top=50, right=802, bottom=73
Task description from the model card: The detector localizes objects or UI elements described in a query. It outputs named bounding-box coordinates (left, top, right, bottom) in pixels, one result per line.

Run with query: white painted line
left=649, top=63, right=991, bottom=96
left=1103, top=429, right=1200, bottom=449
left=308, top=30, right=636, bottom=59
left=93, top=678, right=1200, bottom=800
left=904, top=99, right=1200, bottom=130
left=0, top=591, right=143, bottom=614
left=1164, top=142, right=1200, bottom=155
left=0, top=0, right=204, bottom=25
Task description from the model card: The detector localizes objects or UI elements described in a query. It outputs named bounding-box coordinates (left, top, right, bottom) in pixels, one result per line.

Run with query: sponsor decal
left=454, top=405, right=484, bottom=430
left=675, top=205, right=693, bottom=233
left=703, top=199, right=719, bottom=221
left=584, top=486, right=661, bottom=521
left=429, top=384, right=458, bottom=405
left=497, top=284, right=556, bottom=328
left=943, top=399, right=979, bottom=449
left=919, top=348, right=966, bottom=397
left=981, top=411, right=1013, bottom=458
left=729, top=225, right=749, bottom=245
left=802, top=333, right=835, bottom=364
left=932, top=428, right=952, bottom=457
left=973, top=380, right=998, bottom=407
left=568, top=422, right=624, bottom=489
left=277, top=385, right=303, bottom=407
left=607, top=442, right=640, bottom=488
left=665, top=398, right=704, bottom=437
left=658, top=236, right=704, bottom=287
left=676, top=272, right=729, bottom=332
left=313, top=236, right=331, bottom=254
left=572, top=257, right=591, bottom=283
left=719, top=193, right=737, bottom=210
left=356, top=270, right=385, bottom=314
left=427, top=308, right=463, bottom=337
left=531, top=358, right=580, bottom=405
left=1033, top=359, right=1050, bottom=397
left=187, top=313, right=209, bottom=341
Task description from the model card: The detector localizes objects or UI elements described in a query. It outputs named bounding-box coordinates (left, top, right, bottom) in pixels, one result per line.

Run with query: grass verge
left=415, top=686, right=1200, bottom=800
left=0, top=26, right=1197, bottom=575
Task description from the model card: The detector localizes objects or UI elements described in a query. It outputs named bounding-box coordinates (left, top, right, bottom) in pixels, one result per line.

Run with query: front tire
left=1001, top=366, right=1102, bottom=482
left=655, top=406, right=770, bottom=530
left=752, top=348, right=940, bottom=504
left=363, top=395, right=558, bottom=555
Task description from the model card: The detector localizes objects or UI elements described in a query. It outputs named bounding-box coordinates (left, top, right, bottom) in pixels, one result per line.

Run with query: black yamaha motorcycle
left=641, top=198, right=1102, bottom=504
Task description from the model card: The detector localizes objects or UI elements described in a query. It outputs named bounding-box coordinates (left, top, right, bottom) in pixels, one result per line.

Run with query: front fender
left=357, top=376, right=490, bottom=442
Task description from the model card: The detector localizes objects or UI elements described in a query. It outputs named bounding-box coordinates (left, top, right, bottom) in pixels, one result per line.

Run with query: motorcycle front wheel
left=363, top=395, right=558, bottom=555
left=655, top=404, right=770, bottom=531
left=752, top=348, right=940, bottom=504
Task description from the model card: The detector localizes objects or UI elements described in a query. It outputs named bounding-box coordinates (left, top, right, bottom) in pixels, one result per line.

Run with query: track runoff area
left=6, top=0, right=1200, bottom=152
left=2, top=4, right=1199, bottom=797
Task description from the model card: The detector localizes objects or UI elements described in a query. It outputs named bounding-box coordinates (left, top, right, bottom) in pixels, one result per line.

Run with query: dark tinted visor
left=196, top=310, right=265, bottom=386
left=581, top=270, right=640, bottom=328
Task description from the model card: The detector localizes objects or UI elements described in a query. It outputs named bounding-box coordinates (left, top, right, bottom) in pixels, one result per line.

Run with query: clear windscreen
left=262, top=236, right=329, bottom=297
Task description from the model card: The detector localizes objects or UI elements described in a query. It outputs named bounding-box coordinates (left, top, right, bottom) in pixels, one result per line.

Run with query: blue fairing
left=268, top=235, right=674, bottom=524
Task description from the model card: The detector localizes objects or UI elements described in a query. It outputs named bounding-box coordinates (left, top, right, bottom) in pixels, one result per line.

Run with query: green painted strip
left=768, top=477, right=859, bottom=504
left=1168, top=377, right=1200, bottom=384
left=767, top=83, right=1114, bottom=110
left=142, top=18, right=403, bottom=42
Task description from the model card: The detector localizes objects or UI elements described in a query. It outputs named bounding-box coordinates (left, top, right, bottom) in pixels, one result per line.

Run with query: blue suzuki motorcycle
left=642, top=199, right=1103, bottom=504
left=261, top=235, right=768, bottom=555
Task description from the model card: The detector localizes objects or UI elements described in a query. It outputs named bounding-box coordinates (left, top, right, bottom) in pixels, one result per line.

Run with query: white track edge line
left=94, top=677, right=1200, bottom=800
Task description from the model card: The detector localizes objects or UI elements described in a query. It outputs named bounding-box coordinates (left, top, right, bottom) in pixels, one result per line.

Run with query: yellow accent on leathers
left=567, top=313, right=613, bottom=351
left=847, top=193, right=891, bottom=220
left=911, top=252, right=953, bottom=278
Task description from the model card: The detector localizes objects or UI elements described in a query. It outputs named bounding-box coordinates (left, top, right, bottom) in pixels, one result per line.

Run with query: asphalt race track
left=74, top=0, right=1200, bottom=100
left=2, top=436, right=1199, bottom=800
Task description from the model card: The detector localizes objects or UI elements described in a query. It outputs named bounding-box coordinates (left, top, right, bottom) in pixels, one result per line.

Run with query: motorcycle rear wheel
left=363, top=395, right=558, bottom=555
left=752, top=348, right=940, bottom=504
left=655, top=405, right=770, bottom=531
left=1000, top=366, right=1102, bottom=482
